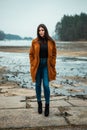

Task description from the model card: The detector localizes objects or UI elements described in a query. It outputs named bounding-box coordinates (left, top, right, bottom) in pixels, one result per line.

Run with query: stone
left=27, top=99, right=71, bottom=108
left=28, top=96, right=68, bottom=102
left=67, top=99, right=87, bottom=106
left=0, top=96, right=26, bottom=109
left=4, top=88, right=35, bottom=97
left=0, top=108, right=67, bottom=129
left=65, top=107, right=87, bottom=125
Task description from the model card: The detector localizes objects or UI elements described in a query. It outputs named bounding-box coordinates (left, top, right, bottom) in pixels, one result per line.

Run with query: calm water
left=0, top=40, right=87, bottom=96
left=0, top=40, right=32, bottom=46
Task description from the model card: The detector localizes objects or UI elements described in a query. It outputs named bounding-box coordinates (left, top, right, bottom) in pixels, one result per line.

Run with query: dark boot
left=44, top=103, right=49, bottom=117
left=38, top=101, right=42, bottom=114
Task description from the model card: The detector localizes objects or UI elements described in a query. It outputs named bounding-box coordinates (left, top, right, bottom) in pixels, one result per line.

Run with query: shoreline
left=0, top=46, right=87, bottom=57
left=0, top=66, right=87, bottom=98
left=0, top=40, right=87, bottom=57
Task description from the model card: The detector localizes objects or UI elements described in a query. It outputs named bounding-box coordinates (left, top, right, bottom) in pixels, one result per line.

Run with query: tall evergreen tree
left=55, top=12, right=87, bottom=41
left=0, top=30, right=5, bottom=40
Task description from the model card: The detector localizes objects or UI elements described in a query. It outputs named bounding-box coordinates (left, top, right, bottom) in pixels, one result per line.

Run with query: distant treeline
left=0, top=31, right=33, bottom=40
left=55, top=12, right=87, bottom=41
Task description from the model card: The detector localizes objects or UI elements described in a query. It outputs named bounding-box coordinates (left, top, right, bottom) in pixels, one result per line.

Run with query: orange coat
left=29, top=38, right=57, bottom=82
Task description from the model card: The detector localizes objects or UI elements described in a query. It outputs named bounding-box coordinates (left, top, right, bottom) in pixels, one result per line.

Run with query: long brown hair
left=37, top=24, right=55, bottom=43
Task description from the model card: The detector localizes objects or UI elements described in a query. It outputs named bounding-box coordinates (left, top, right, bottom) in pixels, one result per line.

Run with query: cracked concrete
left=0, top=88, right=87, bottom=130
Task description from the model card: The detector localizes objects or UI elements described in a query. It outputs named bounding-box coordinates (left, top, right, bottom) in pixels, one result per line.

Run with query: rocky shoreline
left=0, top=66, right=87, bottom=99
left=0, top=42, right=87, bottom=98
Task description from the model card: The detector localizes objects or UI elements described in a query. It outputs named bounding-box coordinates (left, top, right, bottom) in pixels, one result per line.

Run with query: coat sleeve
left=52, top=41, right=57, bottom=66
left=29, top=40, right=34, bottom=66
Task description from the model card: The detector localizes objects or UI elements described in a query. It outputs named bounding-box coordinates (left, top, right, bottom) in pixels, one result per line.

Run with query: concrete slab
left=67, top=99, right=87, bottom=106
left=28, top=96, right=68, bottom=102
left=0, top=108, right=68, bottom=129
left=0, top=96, right=26, bottom=109
left=27, top=100, right=71, bottom=108
left=68, top=96, right=82, bottom=100
left=65, top=107, right=87, bottom=125
left=50, top=100, right=71, bottom=107
left=1, top=88, right=36, bottom=97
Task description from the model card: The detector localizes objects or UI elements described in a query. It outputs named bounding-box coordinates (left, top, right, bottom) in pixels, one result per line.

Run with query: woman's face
left=38, top=27, right=45, bottom=38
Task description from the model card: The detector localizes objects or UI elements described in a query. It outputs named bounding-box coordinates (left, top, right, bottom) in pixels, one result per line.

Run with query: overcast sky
left=0, top=0, right=87, bottom=38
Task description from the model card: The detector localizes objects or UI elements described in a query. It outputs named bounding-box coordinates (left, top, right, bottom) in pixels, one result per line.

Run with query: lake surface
left=0, top=40, right=32, bottom=46
left=0, top=40, right=87, bottom=96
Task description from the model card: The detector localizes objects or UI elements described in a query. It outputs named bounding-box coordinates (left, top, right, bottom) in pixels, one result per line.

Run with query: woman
left=29, top=24, right=56, bottom=117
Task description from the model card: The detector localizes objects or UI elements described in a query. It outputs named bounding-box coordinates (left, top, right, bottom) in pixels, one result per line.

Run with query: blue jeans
left=35, top=58, right=50, bottom=104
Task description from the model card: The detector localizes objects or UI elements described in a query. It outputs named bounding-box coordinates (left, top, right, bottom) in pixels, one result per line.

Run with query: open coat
left=29, top=38, right=57, bottom=82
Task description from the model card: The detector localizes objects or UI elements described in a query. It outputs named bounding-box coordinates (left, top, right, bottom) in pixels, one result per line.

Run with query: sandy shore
left=0, top=46, right=87, bottom=57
